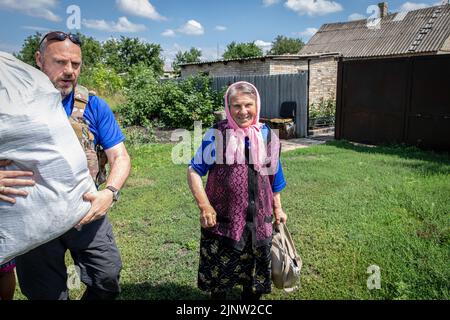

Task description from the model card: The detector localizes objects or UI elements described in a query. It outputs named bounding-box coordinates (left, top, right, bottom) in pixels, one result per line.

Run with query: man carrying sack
left=0, top=31, right=131, bottom=300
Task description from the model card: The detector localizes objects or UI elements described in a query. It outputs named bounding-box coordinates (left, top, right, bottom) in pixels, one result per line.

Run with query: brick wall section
left=180, top=56, right=339, bottom=107
left=308, top=57, right=338, bottom=105
left=269, top=60, right=308, bottom=74
left=181, top=59, right=312, bottom=77
left=181, top=59, right=271, bottom=77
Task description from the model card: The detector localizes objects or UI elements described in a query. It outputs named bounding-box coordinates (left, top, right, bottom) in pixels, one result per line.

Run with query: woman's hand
left=200, top=205, right=217, bottom=228
left=188, top=167, right=217, bottom=229
left=274, top=207, right=287, bottom=225
left=0, top=160, right=35, bottom=204
left=273, top=192, right=287, bottom=225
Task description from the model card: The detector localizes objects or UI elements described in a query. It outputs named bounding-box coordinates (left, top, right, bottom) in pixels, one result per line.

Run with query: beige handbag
left=271, top=222, right=302, bottom=292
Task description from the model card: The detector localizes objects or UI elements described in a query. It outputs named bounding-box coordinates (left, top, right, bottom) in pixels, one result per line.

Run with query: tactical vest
left=69, top=85, right=107, bottom=186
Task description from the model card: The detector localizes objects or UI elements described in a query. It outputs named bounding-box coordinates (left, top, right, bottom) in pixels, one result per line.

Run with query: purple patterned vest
left=204, top=120, right=277, bottom=247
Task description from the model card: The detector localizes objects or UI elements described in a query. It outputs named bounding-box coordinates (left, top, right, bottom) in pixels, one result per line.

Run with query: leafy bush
left=123, top=124, right=155, bottom=146
left=78, top=64, right=123, bottom=97
left=159, top=76, right=221, bottom=129
left=310, top=98, right=336, bottom=119
left=118, top=68, right=224, bottom=129
left=118, top=64, right=163, bottom=127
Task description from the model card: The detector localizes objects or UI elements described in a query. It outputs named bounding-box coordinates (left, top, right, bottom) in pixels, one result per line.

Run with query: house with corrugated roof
left=299, top=1, right=450, bottom=108
left=301, top=2, right=450, bottom=59
left=181, top=2, right=450, bottom=111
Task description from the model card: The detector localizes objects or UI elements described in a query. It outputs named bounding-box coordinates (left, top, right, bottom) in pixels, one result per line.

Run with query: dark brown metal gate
left=335, top=54, right=450, bottom=151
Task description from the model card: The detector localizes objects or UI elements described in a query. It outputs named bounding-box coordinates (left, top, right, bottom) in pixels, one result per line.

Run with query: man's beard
left=41, top=63, right=76, bottom=98
left=55, top=82, right=75, bottom=98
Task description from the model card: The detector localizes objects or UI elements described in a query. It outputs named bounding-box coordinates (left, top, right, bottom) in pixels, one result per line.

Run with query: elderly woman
left=187, top=81, right=287, bottom=300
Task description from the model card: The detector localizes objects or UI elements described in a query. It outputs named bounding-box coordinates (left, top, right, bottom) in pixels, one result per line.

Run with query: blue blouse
left=189, top=124, right=286, bottom=193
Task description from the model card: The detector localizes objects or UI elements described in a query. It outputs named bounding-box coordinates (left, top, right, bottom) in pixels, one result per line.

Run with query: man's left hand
left=76, top=189, right=114, bottom=228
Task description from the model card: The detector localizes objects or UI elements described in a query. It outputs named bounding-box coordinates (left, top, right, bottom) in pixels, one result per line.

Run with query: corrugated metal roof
left=300, top=4, right=450, bottom=58
left=179, top=53, right=340, bottom=67
left=180, top=55, right=267, bottom=67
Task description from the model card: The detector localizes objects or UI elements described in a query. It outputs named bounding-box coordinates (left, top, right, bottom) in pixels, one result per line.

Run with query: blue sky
left=0, top=0, right=444, bottom=68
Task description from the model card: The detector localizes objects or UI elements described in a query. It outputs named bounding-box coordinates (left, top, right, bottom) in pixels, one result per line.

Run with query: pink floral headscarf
left=224, top=81, right=279, bottom=174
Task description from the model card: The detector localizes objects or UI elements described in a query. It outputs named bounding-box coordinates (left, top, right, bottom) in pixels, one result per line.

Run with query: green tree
left=104, top=37, right=164, bottom=75
left=102, top=38, right=121, bottom=70
left=14, top=32, right=42, bottom=67
left=172, top=47, right=202, bottom=74
left=77, top=33, right=103, bottom=70
left=222, top=41, right=263, bottom=60
left=268, top=35, right=305, bottom=55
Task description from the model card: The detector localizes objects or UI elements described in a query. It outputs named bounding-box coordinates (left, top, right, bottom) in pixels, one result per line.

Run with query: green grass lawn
left=14, top=140, right=450, bottom=300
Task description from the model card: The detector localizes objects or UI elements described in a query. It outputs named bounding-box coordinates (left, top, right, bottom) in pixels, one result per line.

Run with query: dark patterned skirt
left=198, top=229, right=272, bottom=295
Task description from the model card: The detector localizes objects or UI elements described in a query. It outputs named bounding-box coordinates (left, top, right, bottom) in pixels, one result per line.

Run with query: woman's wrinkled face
left=229, top=92, right=257, bottom=128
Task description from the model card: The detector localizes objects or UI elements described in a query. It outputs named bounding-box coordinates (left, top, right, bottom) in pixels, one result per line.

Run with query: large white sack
left=0, top=51, right=96, bottom=264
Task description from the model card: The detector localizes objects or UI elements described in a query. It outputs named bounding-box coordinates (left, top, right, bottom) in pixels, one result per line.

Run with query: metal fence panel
left=336, top=54, right=450, bottom=151
left=212, top=73, right=308, bottom=137
left=406, top=55, right=450, bottom=150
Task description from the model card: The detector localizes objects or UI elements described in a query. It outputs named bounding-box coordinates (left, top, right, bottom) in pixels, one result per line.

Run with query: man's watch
left=106, top=186, right=120, bottom=202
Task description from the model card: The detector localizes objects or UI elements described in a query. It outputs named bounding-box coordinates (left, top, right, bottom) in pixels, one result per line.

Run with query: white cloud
left=161, top=29, right=176, bottom=37
left=0, top=0, right=61, bottom=22
left=348, top=13, right=366, bottom=21
left=178, top=20, right=204, bottom=36
left=297, top=27, right=318, bottom=38
left=116, top=0, right=166, bottom=21
left=398, top=2, right=430, bottom=12
left=263, top=0, right=280, bottom=7
left=255, top=40, right=273, bottom=52
left=82, top=16, right=146, bottom=33
left=163, top=20, right=205, bottom=38
left=215, top=25, right=227, bottom=31
left=285, top=0, right=343, bottom=16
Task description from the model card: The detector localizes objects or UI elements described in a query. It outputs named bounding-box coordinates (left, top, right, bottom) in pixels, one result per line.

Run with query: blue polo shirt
left=190, top=124, right=287, bottom=193
left=62, top=91, right=125, bottom=150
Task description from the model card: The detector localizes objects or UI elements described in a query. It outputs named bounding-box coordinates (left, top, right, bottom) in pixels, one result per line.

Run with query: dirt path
left=281, top=133, right=334, bottom=152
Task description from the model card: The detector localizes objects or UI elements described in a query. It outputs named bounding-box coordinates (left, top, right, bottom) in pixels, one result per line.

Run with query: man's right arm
left=0, top=160, right=35, bottom=204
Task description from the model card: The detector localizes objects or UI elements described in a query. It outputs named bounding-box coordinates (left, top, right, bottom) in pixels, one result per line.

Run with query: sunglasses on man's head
left=39, top=31, right=82, bottom=48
